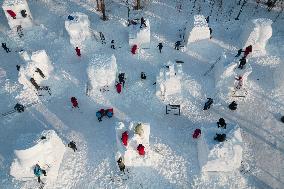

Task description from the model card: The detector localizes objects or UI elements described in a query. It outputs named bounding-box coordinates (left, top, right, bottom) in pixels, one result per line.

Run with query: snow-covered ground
left=0, top=0, right=283, bottom=188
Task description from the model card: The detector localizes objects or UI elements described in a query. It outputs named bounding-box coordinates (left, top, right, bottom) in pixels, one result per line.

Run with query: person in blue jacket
left=34, top=164, right=46, bottom=183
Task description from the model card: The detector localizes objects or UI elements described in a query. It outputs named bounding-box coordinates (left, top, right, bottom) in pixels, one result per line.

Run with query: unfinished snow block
left=65, top=12, right=92, bottom=49
left=10, top=130, right=66, bottom=182
left=115, top=122, right=151, bottom=167
left=240, top=18, right=272, bottom=56
left=184, top=15, right=210, bottom=45
left=87, top=54, right=117, bottom=93
left=2, top=0, right=33, bottom=30
left=129, top=19, right=150, bottom=49
left=156, top=61, right=183, bottom=99
left=197, top=124, right=243, bottom=172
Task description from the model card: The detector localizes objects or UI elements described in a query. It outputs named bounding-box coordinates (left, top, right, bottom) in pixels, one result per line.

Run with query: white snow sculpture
left=87, top=54, right=117, bottom=93
left=10, top=130, right=66, bottom=182
left=129, top=19, right=150, bottom=49
left=156, top=61, right=183, bottom=99
left=197, top=124, right=243, bottom=172
left=240, top=18, right=273, bottom=56
left=184, top=15, right=210, bottom=45
left=2, top=0, right=33, bottom=30
left=115, top=122, right=151, bottom=167
left=65, top=12, right=92, bottom=49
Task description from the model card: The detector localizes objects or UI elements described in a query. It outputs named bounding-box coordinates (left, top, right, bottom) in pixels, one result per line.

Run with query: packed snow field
left=0, top=0, right=284, bottom=188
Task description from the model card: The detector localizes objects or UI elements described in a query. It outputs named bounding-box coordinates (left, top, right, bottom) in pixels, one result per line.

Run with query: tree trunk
left=100, top=0, right=107, bottom=20
left=96, top=0, right=101, bottom=11
left=135, top=0, right=141, bottom=10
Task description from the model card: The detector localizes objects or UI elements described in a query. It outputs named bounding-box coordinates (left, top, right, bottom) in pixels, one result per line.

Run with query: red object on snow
left=131, top=44, right=138, bottom=54
left=71, top=97, right=78, bottom=108
left=137, top=144, right=145, bottom=156
left=7, top=10, right=16, bottom=19
left=75, top=47, right=81, bottom=57
left=244, top=45, right=252, bottom=58
left=121, top=131, right=128, bottom=146
left=116, top=83, right=122, bottom=93
left=192, top=129, right=201, bottom=139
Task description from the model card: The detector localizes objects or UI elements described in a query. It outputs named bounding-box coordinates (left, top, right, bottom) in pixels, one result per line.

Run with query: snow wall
left=115, top=122, right=151, bottom=167
left=156, top=61, right=183, bottom=99
left=240, top=18, right=272, bottom=56
left=87, top=54, right=117, bottom=92
left=10, top=130, right=66, bottom=182
left=65, top=12, right=92, bottom=49
left=129, top=19, right=150, bottom=49
left=2, top=0, right=33, bottom=30
left=185, top=15, right=210, bottom=45
left=197, top=124, right=243, bottom=172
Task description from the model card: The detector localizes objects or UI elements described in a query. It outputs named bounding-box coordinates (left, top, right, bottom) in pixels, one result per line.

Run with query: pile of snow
left=65, top=12, right=92, bottom=49
left=10, top=130, right=66, bottom=182
left=87, top=54, right=117, bottom=94
left=216, top=60, right=252, bottom=101
left=197, top=124, right=243, bottom=172
left=184, top=15, right=210, bottom=45
left=156, top=61, right=183, bottom=100
left=2, top=0, right=33, bottom=30
left=129, top=19, right=150, bottom=49
left=240, top=18, right=273, bottom=56
left=115, top=122, right=151, bottom=167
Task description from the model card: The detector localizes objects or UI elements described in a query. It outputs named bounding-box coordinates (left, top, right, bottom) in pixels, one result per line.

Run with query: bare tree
left=266, top=0, right=277, bottom=11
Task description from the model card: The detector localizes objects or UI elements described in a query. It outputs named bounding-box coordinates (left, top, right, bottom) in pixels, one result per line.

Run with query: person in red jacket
left=243, top=45, right=252, bottom=58
left=137, top=144, right=145, bottom=156
left=71, top=97, right=79, bottom=108
left=75, top=47, right=81, bottom=57
left=116, top=82, right=122, bottom=94
left=131, top=44, right=138, bottom=54
left=7, top=10, right=16, bottom=19
left=121, top=131, right=128, bottom=146
left=192, top=129, right=201, bottom=139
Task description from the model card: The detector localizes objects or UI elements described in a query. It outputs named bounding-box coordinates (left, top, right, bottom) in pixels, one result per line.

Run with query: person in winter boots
left=121, top=131, right=128, bottom=146
left=281, top=116, right=284, bottom=123
left=68, top=141, right=77, bottom=152
left=14, top=103, right=25, bottom=113
left=203, top=98, right=213, bottom=110
left=96, top=110, right=104, bottom=122
left=99, top=32, right=106, bottom=44
left=174, top=41, right=181, bottom=50
left=7, top=10, right=16, bottom=19
left=34, top=164, right=46, bottom=183
left=157, top=43, right=163, bottom=53
left=116, top=82, right=122, bottom=93
left=111, top=40, right=115, bottom=49
left=192, top=129, right=201, bottom=139
left=235, top=49, right=243, bottom=57
left=206, top=16, right=209, bottom=23
left=30, top=78, right=40, bottom=90
left=217, top=118, right=227, bottom=129
left=131, top=44, right=138, bottom=54
left=235, top=76, right=243, bottom=90
left=118, top=73, right=125, bottom=87
left=71, top=97, right=79, bottom=108
left=229, top=101, right=238, bottom=110
left=35, top=68, right=45, bottom=78
left=243, top=45, right=252, bottom=58
left=209, top=28, right=212, bottom=39
left=2, top=43, right=11, bottom=53
left=16, top=65, right=20, bottom=71
left=137, top=144, right=145, bottom=156
left=106, top=108, right=113, bottom=118
left=238, top=57, right=246, bottom=69
left=214, top=133, right=226, bottom=142
left=141, top=72, right=146, bottom=80
left=75, top=47, right=81, bottom=57
left=117, top=157, right=126, bottom=172
left=140, top=17, right=147, bottom=28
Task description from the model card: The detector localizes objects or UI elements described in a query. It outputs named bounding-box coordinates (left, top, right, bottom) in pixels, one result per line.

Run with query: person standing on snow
left=229, top=101, right=237, bottom=110
left=174, top=41, right=181, bottom=50
left=116, top=82, right=122, bottom=93
left=235, top=76, right=243, bottom=90
left=111, top=40, right=115, bottom=49
left=117, top=157, right=126, bottom=172
left=243, top=45, right=252, bottom=58
left=2, top=43, right=11, bottom=53
left=121, top=131, right=128, bottom=146
left=75, top=47, right=81, bottom=57
left=140, top=17, right=147, bottom=28
left=203, top=98, right=213, bottom=110
left=34, top=164, right=47, bottom=184
left=137, top=144, right=145, bottom=156
left=68, top=141, right=77, bottom=152
left=235, top=48, right=243, bottom=57
left=157, top=42, right=163, bottom=53
left=238, top=57, right=247, bottom=69
left=71, top=97, right=79, bottom=108
left=217, top=118, right=227, bottom=129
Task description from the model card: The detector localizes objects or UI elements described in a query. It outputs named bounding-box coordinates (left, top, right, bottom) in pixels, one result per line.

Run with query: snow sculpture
left=65, top=12, right=92, bottom=49
left=129, top=19, right=150, bottom=49
left=10, top=130, right=66, bottom=182
left=156, top=61, right=183, bottom=99
left=240, top=18, right=273, bottom=56
left=216, top=59, right=252, bottom=100
left=18, top=50, right=54, bottom=88
left=2, top=0, right=33, bottom=30
left=115, top=122, right=151, bottom=167
left=184, top=15, right=210, bottom=45
left=87, top=54, right=117, bottom=94
left=197, top=124, right=243, bottom=172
